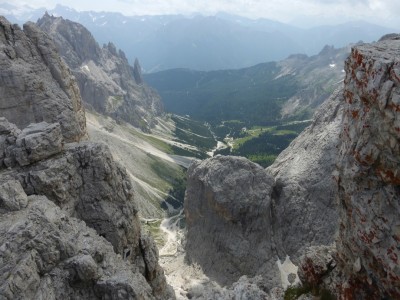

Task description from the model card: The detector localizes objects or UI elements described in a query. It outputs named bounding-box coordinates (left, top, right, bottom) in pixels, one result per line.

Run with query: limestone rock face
left=0, top=17, right=86, bottom=142
left=184, top=155, right=279, bottom=287
left=0, top=187, right=155, bottom=300
left=37, top=13, right=163, bottom=131
left=184, top=87, right=344, bottom=292
left=0, top=16, right=173, bottom=299
left=267, top=88, right=343, bottom=260
left=336, top=36, right=400, bottom=298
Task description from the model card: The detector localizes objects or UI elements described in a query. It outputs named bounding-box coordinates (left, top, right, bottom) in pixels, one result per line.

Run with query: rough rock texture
left=267, top=88, right=343, bottom=260
left=1, top=120, right=63, bottom=167
left=298, top=245, right=336, bottom=289
left=0, top=16, right=173, bottom=299
left=0, top=184, right=156, bottom=299
left=37, top=13, right=163, bottom=131
left=335, top=36, right=400, bottom=298
left=184, top=155, right=280, bottom=287
left=0, top=17, right=86, bottom=142
left=0, top=119, right=173, bottom=299
left=184, top=89, right=344, bottom=292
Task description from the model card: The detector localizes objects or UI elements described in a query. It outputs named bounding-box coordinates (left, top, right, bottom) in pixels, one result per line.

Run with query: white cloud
left=3, top=0, right=400, bottom=28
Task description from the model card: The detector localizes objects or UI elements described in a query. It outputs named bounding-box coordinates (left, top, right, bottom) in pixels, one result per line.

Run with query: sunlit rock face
left=336, top=34, right=400, bottom=298
left=267, top=88, right=343, bottom=260
left=37, top=13, right=163, bottom=132
left=0, top=17, right=86, bottom=142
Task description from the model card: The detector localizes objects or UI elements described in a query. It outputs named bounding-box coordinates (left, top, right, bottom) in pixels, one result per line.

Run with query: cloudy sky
left=3, top=0, right=400, bottom=28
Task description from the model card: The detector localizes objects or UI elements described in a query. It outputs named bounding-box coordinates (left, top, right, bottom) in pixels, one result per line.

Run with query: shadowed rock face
left=0, top=16, right=173, bottom=299
left=184, top=155, right=279, bottom=287
left=0, top=17, right=86, bottom=143
left=335, top=36, right=400, bottom=298
left=37, top=13, right=163, bottom=131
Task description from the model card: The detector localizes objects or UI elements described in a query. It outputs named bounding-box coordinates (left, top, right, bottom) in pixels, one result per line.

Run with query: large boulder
left=183, top=86, right=344, bottom=292
left=184, top=155, right=279, bottom=287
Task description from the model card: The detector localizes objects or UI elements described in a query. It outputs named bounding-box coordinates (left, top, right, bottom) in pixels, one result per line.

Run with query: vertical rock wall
left=0, top=17, right=87, bottom=142
left=336, top=35, right=400, bottom=298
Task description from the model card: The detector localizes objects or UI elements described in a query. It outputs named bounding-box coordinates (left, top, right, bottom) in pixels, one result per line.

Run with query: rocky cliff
left=334, top=34, right=400, bottom=298
left=184, top=35, right=400, bottom=298
left=184, top=85, right=343, bottom=291
left=267, top=87, right=343, bottom=259
left=185, top=156, right=279, bottom=288
left=0, top=17, right=173, bottom=299
left=37, top=13, right=163, bottom=131
left=0, top=16, right=86, bottom=142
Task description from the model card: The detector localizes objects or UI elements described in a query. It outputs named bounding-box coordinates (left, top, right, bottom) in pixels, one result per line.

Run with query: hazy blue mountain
left=1, top=4, right=394, bottom=71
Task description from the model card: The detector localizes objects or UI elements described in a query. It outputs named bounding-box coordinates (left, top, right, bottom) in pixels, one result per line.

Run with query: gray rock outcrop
left=335, top=36, right=400, bottom=298
left=0, top=17, right=86, bottom=142
left=0, top=183, right=156, bottom=299
left=267, top=88, right=343, bottom=260
left=184, top=83, right=344, bottom=292
left=0, top=16, right=173, bottom=299
left=184, top=155, right=280, bottom=287
left=37, top=13, right=163, bottom=131
left=183, top=33, right=400, bottom=298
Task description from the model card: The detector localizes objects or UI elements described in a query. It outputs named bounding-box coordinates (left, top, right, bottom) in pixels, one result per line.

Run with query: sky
left=3, top=0, right=400, bottom=28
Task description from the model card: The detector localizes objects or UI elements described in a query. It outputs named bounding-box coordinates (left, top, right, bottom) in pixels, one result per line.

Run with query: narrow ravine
left=159, top=209, right=184, bottom=256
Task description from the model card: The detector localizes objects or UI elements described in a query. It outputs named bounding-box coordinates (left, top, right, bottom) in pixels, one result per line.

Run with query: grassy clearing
left=215, top=120, right=311, bottom=167
left=142, top=219, right=166, bottom=247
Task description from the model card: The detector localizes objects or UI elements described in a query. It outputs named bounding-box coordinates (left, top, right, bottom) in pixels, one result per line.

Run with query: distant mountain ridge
left=2, top=3, right=395, bottom=72
left=37, top=13, right=163, bottom=131
left=144, top=44, right=349, bottom=125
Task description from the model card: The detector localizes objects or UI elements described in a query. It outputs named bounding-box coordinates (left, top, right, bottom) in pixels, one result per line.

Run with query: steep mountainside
left=183, top=87, right=344, bottom=294
left=267, top=87, right=343, bottom=259
left=144, top=45, right=348, bottom=125
left=37, top=13, right=163, bottom=131
left=0, top=17, right=173, bottom=299
left=184, top=35, right=400, bottom=299
left=0, top=16, right=86, bottom=143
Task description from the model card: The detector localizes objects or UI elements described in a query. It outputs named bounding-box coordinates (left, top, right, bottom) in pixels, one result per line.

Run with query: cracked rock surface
left=336, top=35, right=400, bottom=299
left=0, top=16, right=173, bottom=299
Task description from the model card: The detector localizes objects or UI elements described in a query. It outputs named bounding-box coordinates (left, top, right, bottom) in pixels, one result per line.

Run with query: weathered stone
left=14, top=122, right=63, bottom=166
left=0, top=179, right=28, bottom=212
left=0, top=15, right=173, bottom=299
left=184, top=155, right=279, bottom=287
left=0, top=17, right=86, bottom=142
left=37, top=14, right=163, bottom=131
left=267, top=88, right=343, bottom=260
left=336, top=36, right=400, bottom=298
left=0, top=194, right=156, bottom=300
left=298, top=245, right=336, bottom=288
